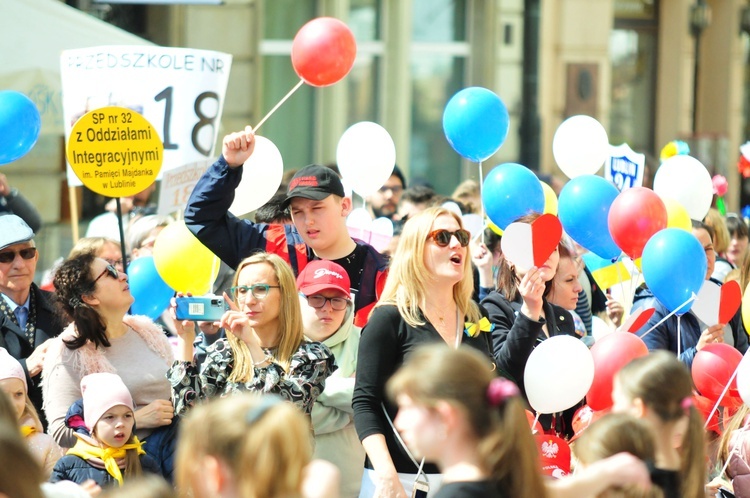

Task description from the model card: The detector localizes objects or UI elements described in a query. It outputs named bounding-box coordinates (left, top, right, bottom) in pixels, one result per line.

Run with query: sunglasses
left=427, top=229, right=470, bottom=248
left=231, top=283, right=281, bottom=300
left=93, top=264, right=119, bottom=285
left=0, top=247, right=37, bottom=264
left=302, top=294, right=349, bottom=311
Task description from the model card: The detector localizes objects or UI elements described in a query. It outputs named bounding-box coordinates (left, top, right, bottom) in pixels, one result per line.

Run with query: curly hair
left=53, top=253, right=109, bottom=350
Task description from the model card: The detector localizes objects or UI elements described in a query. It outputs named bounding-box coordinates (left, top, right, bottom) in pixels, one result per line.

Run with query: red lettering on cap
left=289, top=176, right=319, bottom=190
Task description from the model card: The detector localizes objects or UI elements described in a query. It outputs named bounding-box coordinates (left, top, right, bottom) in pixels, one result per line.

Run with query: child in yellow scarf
left=0, top=347, right=62, bottom=478
left=50, top=372, right=160, bottom=487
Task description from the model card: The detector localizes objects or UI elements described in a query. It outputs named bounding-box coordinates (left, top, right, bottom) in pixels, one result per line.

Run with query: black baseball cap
left=282, top=165, right=346, bottom=208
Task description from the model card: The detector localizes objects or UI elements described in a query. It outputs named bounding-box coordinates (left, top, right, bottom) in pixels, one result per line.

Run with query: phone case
left=175, top=295, right=228, bottom=321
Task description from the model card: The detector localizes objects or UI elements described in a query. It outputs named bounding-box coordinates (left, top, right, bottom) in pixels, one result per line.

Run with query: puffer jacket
left=50, top=453, right=160, bottom=488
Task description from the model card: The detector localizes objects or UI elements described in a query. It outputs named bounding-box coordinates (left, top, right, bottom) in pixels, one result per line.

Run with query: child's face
left=0, top=378, right=26, bottom=421
left=94, top=405, right=135, bottom=448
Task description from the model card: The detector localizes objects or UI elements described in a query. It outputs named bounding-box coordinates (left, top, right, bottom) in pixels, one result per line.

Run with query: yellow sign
left=66, top=106, right=163, bottom=197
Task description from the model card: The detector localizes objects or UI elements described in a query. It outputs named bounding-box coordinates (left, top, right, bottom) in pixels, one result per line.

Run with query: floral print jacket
left=168, top=338, right=336, bottom=416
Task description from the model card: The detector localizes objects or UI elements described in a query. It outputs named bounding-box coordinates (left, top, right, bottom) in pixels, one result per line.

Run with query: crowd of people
left=2, top=124, right=750, bottom=498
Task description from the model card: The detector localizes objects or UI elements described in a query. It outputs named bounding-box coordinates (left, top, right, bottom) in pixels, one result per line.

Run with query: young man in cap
left=297, top=259, right=364, bottom=497
left=0, top=215, right=62, bottom=428
left=185, top=126, right=388, bottom=326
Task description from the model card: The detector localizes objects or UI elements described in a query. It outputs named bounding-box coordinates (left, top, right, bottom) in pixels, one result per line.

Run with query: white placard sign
left=158, top=158, right=216, bottom=216
left=606, top=143, right=645, bottom=192
left=60, top=46, right=232, bottom=187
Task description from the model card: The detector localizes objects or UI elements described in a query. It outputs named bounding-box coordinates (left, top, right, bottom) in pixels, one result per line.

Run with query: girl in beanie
left=50, top=372, right=159, bottom=487
left=0, top=347, right=62, bottom=478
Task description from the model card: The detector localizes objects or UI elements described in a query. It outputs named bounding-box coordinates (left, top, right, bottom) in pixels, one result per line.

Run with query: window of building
left=610, top=0, right=658, bottom=155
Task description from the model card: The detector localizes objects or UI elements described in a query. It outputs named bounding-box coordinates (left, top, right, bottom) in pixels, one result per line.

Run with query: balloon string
left=704, top=365, right=740, bottom=430
left=677, top=315, right=681, bottom=357
left=638, top=294, right=697, bottom=340
left=478, top=161, right=485, bottom=224
left=531, top=412, right=540, bottom=435
left=254, top=79, right=305, bottom=133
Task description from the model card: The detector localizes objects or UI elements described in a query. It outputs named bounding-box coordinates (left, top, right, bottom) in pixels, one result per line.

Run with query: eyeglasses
left=105, top=258, right=124, bottom=268
left=427, top=229, right=470, bottom=248
left=0, top=247, right=37, bottom=264
left=378, top=185, right=403, bottom=194
left=93, top=264, right=119, bottom=285
left=302, top=294, right=349, bottom=311
left=231, top=284, right=281, bottom=300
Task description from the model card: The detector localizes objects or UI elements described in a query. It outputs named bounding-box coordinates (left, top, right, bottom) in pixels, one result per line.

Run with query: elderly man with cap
left=297, top=259, right=364, bottom=498
left=184, top=125, right=388, bottom=327
left=0, top=215, right=62, bottom=428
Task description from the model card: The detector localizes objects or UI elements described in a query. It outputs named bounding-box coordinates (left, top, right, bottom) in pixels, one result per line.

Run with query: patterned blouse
left=168, top=338, right=336, bottom=416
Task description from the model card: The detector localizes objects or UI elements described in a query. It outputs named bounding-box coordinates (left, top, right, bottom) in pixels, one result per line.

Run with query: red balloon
left=570, top=404, right=608, bottom=442
left=607, top=187, right=667, bottom=259
left=291, top=17, right=357, bottom=87
left=692, top=343, right=743, bottom=403
left=586, top=332, right=649, bottom=411
left=693, top=393, right=721, bottom=433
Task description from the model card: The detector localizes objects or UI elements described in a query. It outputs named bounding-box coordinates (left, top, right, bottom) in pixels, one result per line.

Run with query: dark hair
left=391, top=165, right=407, bottom=190
left=53, top=253, right=110, bottom=350
left=254, top=193, right=292, bottom=224
left=400, top=185, right=437, bottom=206
left=726, top=214, right=749, bottom=239
left=483, top=228, right=502, bottom=254
left=691, top=219, right=714, bottom=242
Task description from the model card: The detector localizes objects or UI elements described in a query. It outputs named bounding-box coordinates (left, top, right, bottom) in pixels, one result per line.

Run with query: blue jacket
left=184, top=157, right=388, bottom=326
left=635, top=291, right=748, bottom=369
left=50, top=453, right=160, bottom=488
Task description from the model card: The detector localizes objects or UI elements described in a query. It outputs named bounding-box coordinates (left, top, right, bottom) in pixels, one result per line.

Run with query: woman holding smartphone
left=168, top=252, right=335, bottom=416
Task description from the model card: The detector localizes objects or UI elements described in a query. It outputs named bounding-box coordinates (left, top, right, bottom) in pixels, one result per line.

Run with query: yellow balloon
left=633, top=257, right=642, bottom=271
left=663, top=198, right=691, bottom=232
left=541, top=181, right=558, bottom=215
left=488, top=220, right=503, bottom=236
left=743, top=282, right=750, bottom=337
left=153, top=221, right=221, bottom=294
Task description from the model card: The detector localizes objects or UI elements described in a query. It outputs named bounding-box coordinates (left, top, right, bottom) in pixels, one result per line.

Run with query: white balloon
left=229, top=136, right=283, bottom=216
left=653, top=155, right=713, bottom=221
left=462, top=214, right=484, bottom=240
left=524, top=335, right=595, bottom=414
left=346, top=207, right=373, bottom=241
left=337, top=122, right=396, bottom=197
left=442, top=201, right=463, bottom=216
left=552, top=115, right=609, bottom=179
left=370, top=217, right=394, bottom=253
left=591, top=316, right=612, bottom=342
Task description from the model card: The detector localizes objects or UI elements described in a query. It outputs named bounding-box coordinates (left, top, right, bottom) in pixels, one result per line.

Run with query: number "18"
left=155, top=86, right=219, bottom=156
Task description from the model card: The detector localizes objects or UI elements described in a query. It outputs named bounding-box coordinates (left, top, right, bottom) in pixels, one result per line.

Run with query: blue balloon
left=482, top=163, right=544, bottom=230
left=128, top=256, right=174, bottom=320
left=558, top=175, right=621, bottom=260
left=0, top=91, right=41, bottom=165
left=442, top=87, right=509, bottom=162
left=642, top=228, right=706, bottom=315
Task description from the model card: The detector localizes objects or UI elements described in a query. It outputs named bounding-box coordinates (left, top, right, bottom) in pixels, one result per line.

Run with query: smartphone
left=411, top=480, right=429, bottom=498
left=175, top=295, right=228, bottom=321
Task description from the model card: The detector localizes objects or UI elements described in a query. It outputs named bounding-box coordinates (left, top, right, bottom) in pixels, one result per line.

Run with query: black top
left=481, top=291, right=581, bottom=439
left=353, top=305, right=493, bottom=474
left=434, top=480, right=507, bottom=498
left=650, top=466, right=681, bottom=498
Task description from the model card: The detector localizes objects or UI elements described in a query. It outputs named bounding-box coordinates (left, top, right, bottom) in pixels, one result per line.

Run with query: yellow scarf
left=67, top=436, right=145, bottom=486
left=20, top=425, right=36, bottom=438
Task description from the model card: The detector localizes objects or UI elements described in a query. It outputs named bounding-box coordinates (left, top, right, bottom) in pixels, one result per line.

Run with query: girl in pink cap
left=0, top=347, right=62, bottom=478
left=50, top=372, right=160, bottom=488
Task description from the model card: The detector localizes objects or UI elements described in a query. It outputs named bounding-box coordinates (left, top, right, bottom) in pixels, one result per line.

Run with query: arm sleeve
left=168, top=342, right=232, bottom=417
left=251, top=342, right=336, bottom=415
left=48, top=458, right=70, bottom=483
left=483, top=295, right=543, bottom=386
left=353, top=307, right=401, bottom=442
left=183, top=156, right=269, bottom=268
left=42, top=361, right=82, bottom=448
left=4, top=189, right=42, bottom=232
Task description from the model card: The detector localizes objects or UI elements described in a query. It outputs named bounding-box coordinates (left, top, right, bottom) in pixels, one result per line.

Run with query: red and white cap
left=296, top=260, right=351, bottom=298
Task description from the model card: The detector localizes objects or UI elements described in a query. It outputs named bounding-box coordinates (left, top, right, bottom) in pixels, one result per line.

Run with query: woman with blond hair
left=387, top=344, right=546, bottom=498
left=175, top=393, right=339, bottom=498
left=169, top=252, right=335, bottom=416
left=353, top=206, right=494, bottom=498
